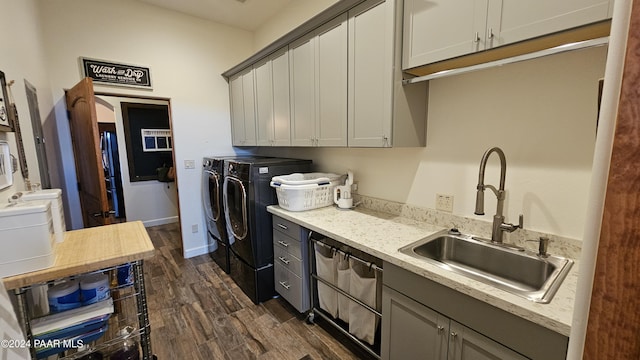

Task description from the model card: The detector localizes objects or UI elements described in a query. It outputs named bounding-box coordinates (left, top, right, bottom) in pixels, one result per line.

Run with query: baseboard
left=142, top=216, right=179, bottom=227
left=183, top=243, right=216, bottom=259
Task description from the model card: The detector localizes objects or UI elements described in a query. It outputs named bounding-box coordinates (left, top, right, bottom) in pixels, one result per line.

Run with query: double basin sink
left=399, top=230, right=573, bottom=303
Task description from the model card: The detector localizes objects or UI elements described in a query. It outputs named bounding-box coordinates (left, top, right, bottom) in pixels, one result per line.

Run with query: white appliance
left=334, top=171, right=354, bottom=209
left=21, top=189, right=65, bottom=243
left=0, top=199, right=55, bottom=277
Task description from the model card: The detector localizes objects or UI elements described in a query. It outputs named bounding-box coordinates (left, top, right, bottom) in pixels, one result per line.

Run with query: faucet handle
left=500, top=214, right=523, bottom=233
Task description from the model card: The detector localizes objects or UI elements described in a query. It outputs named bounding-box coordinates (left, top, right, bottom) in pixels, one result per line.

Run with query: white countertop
left=267, top=205, right=577, bottom=337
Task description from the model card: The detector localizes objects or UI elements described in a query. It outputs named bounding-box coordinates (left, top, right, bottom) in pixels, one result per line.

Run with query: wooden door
left=65, top=77, right=111, bottom=227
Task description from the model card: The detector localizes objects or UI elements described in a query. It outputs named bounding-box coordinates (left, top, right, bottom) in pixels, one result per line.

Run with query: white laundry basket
left=270, top=173, right=344, bottom=211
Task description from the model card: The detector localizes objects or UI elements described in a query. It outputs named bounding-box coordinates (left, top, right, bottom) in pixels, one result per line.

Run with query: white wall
left=0, top=0, right=54, bottom=201
left=36, top=0, right=254, bottom=257
left=256, top=45, right=607, bottom=241
left=253, top=0, right=340, bottom=51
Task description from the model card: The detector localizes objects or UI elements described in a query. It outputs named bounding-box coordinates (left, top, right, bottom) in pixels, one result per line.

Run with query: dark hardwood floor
left=144, top=223, right=364, bottom=360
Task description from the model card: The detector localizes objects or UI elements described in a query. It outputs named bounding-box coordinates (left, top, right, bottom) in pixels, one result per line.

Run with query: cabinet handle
left=279, top=281, right=291, bottom=290
left=278, top=256, right=290, bottom=265
left=488, top=28, right=494, bottom=40
left=437, top=326, right=444, bottom=333
left=277, top=223, right=288, bottom=230
left=473, top=31, right=480, bottom=43
left=450, top=332, right=458, bottom=338
left=277, top=240, right=289, bottom=248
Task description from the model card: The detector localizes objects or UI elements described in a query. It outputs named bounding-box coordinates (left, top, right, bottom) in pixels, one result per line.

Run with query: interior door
left=24, top=80, right=51, bottom=189
left=65, top=77, right=111, bottom=227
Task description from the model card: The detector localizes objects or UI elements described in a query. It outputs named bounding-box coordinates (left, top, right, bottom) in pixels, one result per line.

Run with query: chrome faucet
left=474, top=147, right=523, bottom=243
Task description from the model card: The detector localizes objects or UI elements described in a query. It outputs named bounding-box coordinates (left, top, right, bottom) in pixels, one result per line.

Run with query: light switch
left=184, top=160, right=196, bottom=169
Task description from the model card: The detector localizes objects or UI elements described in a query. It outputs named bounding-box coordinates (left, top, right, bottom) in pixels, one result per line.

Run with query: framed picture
left=0, top=71, right=12, bottom=132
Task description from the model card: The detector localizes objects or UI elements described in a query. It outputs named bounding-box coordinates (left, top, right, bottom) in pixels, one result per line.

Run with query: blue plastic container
left=48, top=281, right=81, bottom=313
left=80, top=273, right=110, bottom=305
left=117, top=264, right=134, bottom=286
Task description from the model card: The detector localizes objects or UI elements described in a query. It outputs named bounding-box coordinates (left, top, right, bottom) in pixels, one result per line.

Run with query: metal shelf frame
left=307, top=234, right=383, bottom=359
left=13, top=260, right=153, bottom=360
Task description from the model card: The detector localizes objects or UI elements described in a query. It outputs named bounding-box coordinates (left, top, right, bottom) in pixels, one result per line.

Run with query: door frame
left=94, top=91, right=182, bottom=252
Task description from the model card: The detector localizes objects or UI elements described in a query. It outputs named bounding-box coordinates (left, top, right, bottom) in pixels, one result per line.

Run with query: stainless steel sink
left=399, top=230, right=573, bottom=303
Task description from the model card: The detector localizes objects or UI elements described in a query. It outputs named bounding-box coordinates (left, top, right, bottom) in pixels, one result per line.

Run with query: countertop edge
left=2, top=221, right=156, bottom=290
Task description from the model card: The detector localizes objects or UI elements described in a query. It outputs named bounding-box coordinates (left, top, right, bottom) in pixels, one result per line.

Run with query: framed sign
left=81, top=57, right=152, bottom=89
left=0, top=71, right=12, bottom=132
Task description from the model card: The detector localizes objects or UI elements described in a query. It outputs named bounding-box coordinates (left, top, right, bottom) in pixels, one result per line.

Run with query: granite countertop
left=267, top=205, right=577, bottom=337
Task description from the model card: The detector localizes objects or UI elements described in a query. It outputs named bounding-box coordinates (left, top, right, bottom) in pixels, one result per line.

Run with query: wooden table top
left=2, top=221, right=156, bottom=290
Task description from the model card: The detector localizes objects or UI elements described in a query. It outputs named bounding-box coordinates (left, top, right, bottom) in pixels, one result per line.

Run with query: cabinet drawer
left=274, top=244, right=303, bottom=276
left=275, top=262, right=307, bottom=312
left=272, top=216, right=302, bottom=239
left=273, top=229, right=303, bottom=260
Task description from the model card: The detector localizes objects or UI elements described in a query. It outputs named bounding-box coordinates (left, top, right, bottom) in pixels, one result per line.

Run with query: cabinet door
left=448, top=321, right=528, bottom=360
left=315, top=14, right=348, bottom=147
left=381, top=286, right=448, bottom=360
left=255, top=48, right=291, bottom=147
left=348, top=0, right=393, bottom=147
left=241, top=69, right=257, bottom=146
left=254, top=58, right=274, bottom=146
left=486, top=0, right=611, bottom=49
left=271, top=48, right=291, bottom=146
left=402, top=0, right=488, bottom=69
left=229, top=74, right=246, bottom=146
left=289, top=36, right=316, bottom=146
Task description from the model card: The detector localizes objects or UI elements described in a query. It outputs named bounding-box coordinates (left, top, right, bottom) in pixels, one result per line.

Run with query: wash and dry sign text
left=81, top=57, right=152, bottom=89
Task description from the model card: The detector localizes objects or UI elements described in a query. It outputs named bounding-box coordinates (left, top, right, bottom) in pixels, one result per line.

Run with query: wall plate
left=0, top=140, right=13, bottom=190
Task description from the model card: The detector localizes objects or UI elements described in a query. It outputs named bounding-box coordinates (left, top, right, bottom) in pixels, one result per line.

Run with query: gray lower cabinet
left=381, top=262, right=569, bottom=360
left=272, top=215, right=310, bottom=312
left=382, top=286, right=527, bottom=360
left=382, top=286, right=449, bottom=359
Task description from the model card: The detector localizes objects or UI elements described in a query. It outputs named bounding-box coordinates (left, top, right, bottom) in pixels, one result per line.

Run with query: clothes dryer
left=223, top=157, right=311, bottom=303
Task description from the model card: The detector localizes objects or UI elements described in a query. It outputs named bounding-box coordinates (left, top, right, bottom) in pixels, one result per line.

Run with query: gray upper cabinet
left=402, top=0, right=613, bottom=70
left=229, top=68, right=256, bottom=146
left=225, top=0, right=427, bottom=148
left=348, top=0, right=428, bottom=147
left=290, top=14, right=348, bottom=147
left=402, top=0, right=488, bottom=70
left=289, top=35, right=316, bottom=146
left=255, top=47, right=291, bottom=146
left=347, top=0, right=394, bottom=147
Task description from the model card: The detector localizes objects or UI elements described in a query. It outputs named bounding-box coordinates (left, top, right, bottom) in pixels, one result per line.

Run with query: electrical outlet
left=184, top=160, right=196, bottom=169
left=191, top=224, right=198, bottom=233
left=352, top=182, right=358, bottom=193
left=436, top=194, right=454, bottom=213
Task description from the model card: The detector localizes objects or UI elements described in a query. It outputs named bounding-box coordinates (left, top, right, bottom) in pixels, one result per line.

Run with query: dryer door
left=224, top=175, right=248, bottom=242
left=202, top=170, right=222, bottom=240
